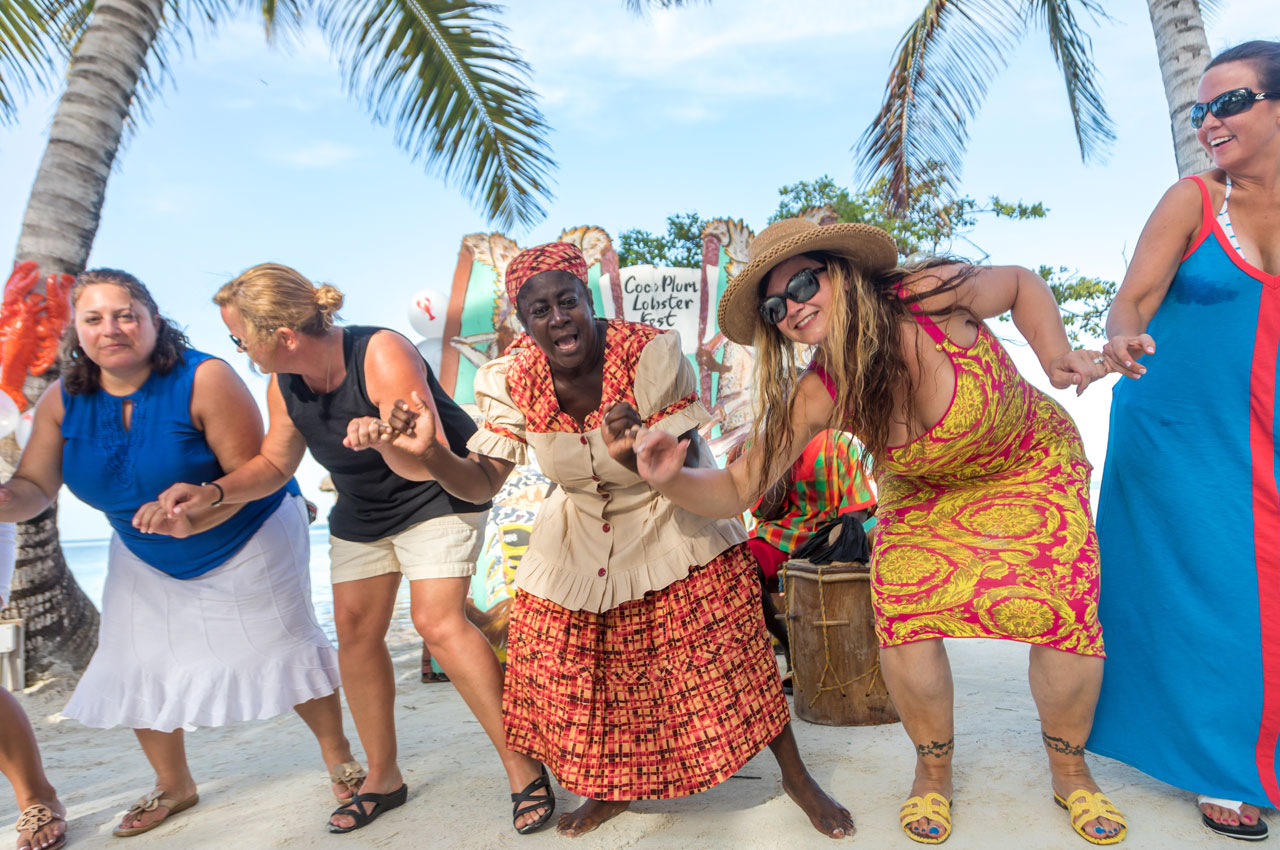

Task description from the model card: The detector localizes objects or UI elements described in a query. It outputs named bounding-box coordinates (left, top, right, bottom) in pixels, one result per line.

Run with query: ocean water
left=61, top=525, right=362, bottom=642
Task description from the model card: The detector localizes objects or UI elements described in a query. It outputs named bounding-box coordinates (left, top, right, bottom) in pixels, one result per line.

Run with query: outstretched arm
left=1104, top=179, right=1202, bottom=377
left=0, top=384, right=64, bottom=522
left=915, top=263, right=1109, bottom=396
left=158, top=375, right=306, bottom=517
left=133, top=359, right=258, bottom=535
left=633, top=371, right=833, bottom=518
left=357, top=391, right=514, bottom=503
left=341, top=331, right=515, bottom=502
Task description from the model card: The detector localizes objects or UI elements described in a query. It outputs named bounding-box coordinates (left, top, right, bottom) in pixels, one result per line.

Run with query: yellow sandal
left=900, top=792, right=952, bottom=844
left=1054, top=789, right=1127, bottom=845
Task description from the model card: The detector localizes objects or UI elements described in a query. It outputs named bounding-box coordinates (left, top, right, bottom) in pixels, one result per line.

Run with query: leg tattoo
left=916, top=737, right=954, bottom=759
left=1041, top=732, right=1085, bottom=756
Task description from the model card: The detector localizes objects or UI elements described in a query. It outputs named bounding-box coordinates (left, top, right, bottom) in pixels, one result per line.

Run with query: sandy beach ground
left=1, top=618, right=1239, bottom=850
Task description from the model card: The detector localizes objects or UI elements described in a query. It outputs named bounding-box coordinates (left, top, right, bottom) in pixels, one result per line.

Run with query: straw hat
left=717, top=217, right=897, bottom=345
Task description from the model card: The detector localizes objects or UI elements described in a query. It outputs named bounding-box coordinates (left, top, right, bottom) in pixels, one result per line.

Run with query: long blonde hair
left=214, top=263, right=344, bottom=342
left=748, top=254, right=973, bottom=482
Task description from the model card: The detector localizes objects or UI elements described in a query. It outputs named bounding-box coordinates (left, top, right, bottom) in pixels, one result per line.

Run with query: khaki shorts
left=329, top=510, right=489, bottom=584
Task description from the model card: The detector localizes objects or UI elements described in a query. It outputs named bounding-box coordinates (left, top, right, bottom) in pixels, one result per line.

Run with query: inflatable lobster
left=1, top=261, right=74, bottom=410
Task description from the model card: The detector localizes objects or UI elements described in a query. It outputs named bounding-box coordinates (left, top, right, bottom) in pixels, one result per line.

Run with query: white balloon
left=15, top=411, right=33, bottom=450
left=416, top=337, right=444, bottom=379
left=0, top=394, right=17, bottom=440
left=408, top=289, right=448, bottom=340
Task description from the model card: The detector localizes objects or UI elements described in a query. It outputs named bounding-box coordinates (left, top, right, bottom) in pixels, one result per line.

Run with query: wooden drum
left=780, top=559, right=899, bottom=726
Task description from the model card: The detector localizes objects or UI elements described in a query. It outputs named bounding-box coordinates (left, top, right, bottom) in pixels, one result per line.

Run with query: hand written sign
left=618, top=266, right=702, bottom=348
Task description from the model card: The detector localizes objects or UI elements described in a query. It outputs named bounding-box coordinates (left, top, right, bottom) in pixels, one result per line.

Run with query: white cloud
left=267, top=141, right=361, bottom=169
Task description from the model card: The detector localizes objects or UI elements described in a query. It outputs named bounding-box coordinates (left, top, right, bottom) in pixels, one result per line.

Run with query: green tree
left=618, top=212, right=723, bottom=268
left=1, top=0, right=557, bottom=679
left=770, top=167, right=1046, bottom=257
left=771, top=174, right=1113, bottom=341
left=622, top=172, right=1114, bottom=342
left=860, top=0, right=1222, bottom=209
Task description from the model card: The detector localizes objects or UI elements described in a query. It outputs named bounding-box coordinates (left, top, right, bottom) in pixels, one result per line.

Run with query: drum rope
left=807, top=564, right=856, bottom=707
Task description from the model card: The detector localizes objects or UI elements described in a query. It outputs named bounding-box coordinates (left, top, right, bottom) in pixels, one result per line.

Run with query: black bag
left=790, top=512, right=871, bottom=565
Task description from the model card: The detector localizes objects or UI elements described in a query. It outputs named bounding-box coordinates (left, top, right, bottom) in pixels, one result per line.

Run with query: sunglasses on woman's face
left=1190, top=88, right=1280, bottom=128
left=759, top=266, right=825, bottom=326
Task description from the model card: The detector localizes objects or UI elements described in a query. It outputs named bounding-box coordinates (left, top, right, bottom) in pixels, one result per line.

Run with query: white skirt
left=0, top=522, right=14, bottom=608
left=63, top=495, right=341, bottom=732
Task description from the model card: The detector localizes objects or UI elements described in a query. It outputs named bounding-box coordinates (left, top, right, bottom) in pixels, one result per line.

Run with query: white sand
left=1, top=622, right=1239, bottom=849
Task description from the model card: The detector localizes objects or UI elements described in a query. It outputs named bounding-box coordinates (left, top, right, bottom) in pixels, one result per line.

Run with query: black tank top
left=280, top=325, right=489, bottom=542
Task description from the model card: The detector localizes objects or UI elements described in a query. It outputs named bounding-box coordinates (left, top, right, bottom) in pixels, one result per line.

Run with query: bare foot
left=115, top=783, right=198, bottom=833
left=781, top=771, right=854, bottom=838
left=15, top=800, right=65, bottom=850
left=902, top=773, right=953, bottom=842
left=1051, top=771, right=1123, bottom=841
left=556, top=799, right=630, bottom=836
left=1200, top=800, right=1262, bottom=828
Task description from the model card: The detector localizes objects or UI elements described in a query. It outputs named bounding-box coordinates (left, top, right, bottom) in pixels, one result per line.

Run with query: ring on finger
left=1092, top=356, right=1105, bottom=365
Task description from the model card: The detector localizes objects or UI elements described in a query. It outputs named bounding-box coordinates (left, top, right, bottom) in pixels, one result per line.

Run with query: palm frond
left=1197, top=0, right=1225, bottom=25
left=1025, top=0, right=1114, bottom=164
left=0, top=0, right=79, bottom=124
left=855, top=0, right=1025, bottom=211
left=623, top=0, right=706, bottom=13
left=320, top=0, right=555, bottom=229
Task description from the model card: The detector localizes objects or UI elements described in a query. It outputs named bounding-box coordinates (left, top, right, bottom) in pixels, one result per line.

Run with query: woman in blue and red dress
left=1089, top=40, right=1280, bottom=841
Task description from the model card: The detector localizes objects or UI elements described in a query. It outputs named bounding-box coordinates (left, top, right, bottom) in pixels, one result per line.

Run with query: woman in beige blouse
left=374, top=242, right=853, bottom=839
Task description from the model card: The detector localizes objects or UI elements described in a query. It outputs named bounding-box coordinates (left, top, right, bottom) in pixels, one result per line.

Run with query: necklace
left=304, top=331, right=341, bottom=393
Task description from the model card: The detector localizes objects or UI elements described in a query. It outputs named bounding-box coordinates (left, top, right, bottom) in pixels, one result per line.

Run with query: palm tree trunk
left=1146, top=0, right=1214, bottom=177
left=2, top=0, right=165, bottom=681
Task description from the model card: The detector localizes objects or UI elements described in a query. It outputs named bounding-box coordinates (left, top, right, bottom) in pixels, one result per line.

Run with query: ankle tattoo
left=1041, top=732, right=1085, bottom=756
left=916, top=737, right=954, bottom=759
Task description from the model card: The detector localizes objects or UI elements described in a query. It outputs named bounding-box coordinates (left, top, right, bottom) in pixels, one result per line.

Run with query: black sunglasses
left=228, top=333, right=244, bottom=349
left=1190, top=88, right=1280, bottom=128
left=759, top=266, right=825, bottom=325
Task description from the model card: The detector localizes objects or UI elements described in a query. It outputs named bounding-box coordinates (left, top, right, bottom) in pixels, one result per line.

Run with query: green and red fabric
left=749, top=430, right=876, bottom=579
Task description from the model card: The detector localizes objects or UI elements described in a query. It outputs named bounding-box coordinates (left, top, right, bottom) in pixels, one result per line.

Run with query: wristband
left=201, top=481, right=225, bottom=507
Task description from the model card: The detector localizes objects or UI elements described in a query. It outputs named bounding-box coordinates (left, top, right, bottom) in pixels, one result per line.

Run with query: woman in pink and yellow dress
left=629, top=217, right=1123, bottom=846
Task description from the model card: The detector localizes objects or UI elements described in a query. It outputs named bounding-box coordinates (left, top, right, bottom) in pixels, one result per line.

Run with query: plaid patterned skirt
left=504, top=543, right=790, bottom=800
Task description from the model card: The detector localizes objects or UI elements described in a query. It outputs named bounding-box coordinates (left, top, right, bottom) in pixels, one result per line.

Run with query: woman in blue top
left=1089, top=41, right=1280, bottom=841
left=0, top=269, right=358, bottom=837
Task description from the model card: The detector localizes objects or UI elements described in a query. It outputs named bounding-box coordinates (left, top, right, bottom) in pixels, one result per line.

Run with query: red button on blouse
left=579, top=435, right=588, bottom=445
left=602, top=523, right=611, bottom=532
left=597, top=568, right=606, bottom=577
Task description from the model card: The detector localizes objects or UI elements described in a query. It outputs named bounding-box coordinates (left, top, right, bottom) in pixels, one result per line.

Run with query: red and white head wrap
left=504, top=242, right=588, bottom=305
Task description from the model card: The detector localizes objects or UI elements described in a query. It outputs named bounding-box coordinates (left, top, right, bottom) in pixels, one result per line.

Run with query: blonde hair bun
left=315, top=284, right=345, bottom=318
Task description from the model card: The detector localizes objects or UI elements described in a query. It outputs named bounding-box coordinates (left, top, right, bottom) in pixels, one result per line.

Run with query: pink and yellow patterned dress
left=817, top=306, right=1104, bottom=656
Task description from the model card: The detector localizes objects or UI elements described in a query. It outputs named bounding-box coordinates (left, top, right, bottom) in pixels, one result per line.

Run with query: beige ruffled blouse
left=467, top=321, right=746, bottom=613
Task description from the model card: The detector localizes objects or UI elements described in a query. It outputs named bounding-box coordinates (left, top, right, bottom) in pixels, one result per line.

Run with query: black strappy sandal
left=512, top=765, right=555, bottom=835
left=327, top=784, right=408, bottom=834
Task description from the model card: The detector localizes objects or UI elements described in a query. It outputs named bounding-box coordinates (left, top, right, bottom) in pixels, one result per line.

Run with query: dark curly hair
left=59, top=269, right=192, bottom=395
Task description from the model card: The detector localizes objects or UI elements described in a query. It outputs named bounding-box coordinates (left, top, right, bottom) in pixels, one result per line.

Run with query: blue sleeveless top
left=62, top=350, right=290, bottom=579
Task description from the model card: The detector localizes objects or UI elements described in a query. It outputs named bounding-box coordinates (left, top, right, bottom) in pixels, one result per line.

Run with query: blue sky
left=1, top=0, right=1273, bottom=537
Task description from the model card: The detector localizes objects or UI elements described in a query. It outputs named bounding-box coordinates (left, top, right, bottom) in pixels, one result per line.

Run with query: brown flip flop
left=112, top=789, right=199, bottom=837
left=328, top=760, right=367, bottom=802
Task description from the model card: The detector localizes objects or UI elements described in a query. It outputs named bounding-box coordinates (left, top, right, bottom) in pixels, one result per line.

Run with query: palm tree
left=0, top=0, right=556, bottom=679
left=859, top=0, right=1218, bottom=210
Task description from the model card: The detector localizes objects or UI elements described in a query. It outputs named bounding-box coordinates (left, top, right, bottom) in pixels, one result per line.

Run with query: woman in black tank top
left=156, top=263, right=552, bottom=834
